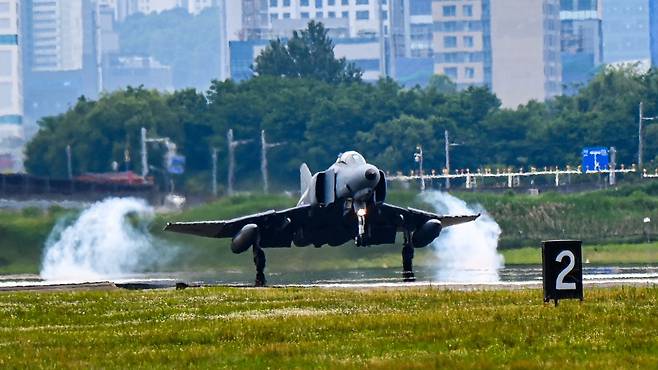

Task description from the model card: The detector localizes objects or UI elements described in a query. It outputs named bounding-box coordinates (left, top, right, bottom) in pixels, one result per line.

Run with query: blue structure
left=582, top=147, right=609, bottom=172
left=602, top=0, right=651, bottom=63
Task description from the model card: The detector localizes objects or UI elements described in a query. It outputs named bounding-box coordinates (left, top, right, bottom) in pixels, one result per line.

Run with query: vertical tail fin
left=300, top=163, right=312, bottom=194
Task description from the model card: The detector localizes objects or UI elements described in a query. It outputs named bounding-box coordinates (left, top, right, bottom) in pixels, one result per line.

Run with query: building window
left=283, top=12, right=290, bottom=18
left=463, top=5, right=473, bottom=16
left=328, top=0, right=335, bottom=5
left=316, top=0, right=322, bottom=7
left=444, top=67, right=457, bottom=80
left=356, top=10, right=369, bottom=19
left=301, top=0, right=309, bottom=5
left=317, top=11, right=323, bottom=17
left=342, top=11, right=349, bottom=18
left=356, top=0, right=368, bottom=4
left=301, top=12, right=309, bottom=18
left=463, top=36, right=473, bottom=47
left=444, top=36, right=457, bottom=48
left=328, top=11, right=335, bottom=17
left=442, top=5, right=456, bottom=16
left=270, top=0, right=277, bottom=6
left=465, top=67, right=475, bottom=79
left=270, top=13, right=278, bottom=20
left=283, top=0, right=290, bottom=6
left=342, top=0, right=349, bottom=5
left=382, top=10, right=387, bottom=20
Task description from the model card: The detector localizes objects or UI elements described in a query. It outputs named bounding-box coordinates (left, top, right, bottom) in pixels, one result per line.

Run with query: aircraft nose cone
left=365, top=168, right=378, bottom=181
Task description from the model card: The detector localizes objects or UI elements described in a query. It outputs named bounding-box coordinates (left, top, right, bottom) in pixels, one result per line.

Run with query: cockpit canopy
left=336, top=151, right=367, bottom=166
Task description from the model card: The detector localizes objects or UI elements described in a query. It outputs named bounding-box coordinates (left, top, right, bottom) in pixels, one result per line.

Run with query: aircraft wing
left=378, top=203, right=479, bottom=230
left=164, top=205, right=311, bottom=240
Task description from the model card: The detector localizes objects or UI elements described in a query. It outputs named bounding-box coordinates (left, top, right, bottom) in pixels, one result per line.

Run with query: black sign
left=542, top=240, right=583, bottom=305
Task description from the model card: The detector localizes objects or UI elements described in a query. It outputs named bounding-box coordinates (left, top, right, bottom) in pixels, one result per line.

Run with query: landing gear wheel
left=402, top=232, right=415, bottom=282
left=253, top=246, right=266, bottom=287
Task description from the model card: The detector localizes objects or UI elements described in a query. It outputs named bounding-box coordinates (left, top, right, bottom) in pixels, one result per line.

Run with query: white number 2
left=555, top=250, right=576, bottom=290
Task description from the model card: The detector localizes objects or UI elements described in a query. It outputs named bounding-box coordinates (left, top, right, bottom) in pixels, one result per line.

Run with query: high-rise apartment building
left=601, top=0, right=650, bottom=64
left=0, top=0, right=24, bottom=172
left=490, top=0, right=561, bottom=107
left=29, top=0, right=84, bottom=71
left=432, top=0, right=492, bottom=90
left=559, top=0, right=602, bottom=92
left=267, top=0, right=389, bottom=39
left=432, top=0, right=561, bottom=107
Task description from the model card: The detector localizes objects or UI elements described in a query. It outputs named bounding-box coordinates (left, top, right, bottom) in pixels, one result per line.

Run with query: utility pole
left=639, top=101, right=657, bottom=176
left=141, top=127, right=148, bottom=177
left=639, top=101, right=643, bottom=173
left=227, top=129, right=251, bottom=196
left=414, top=145, right=425, bottom=191
left=444, top=130, right=450, bottom=189
left=261, top=130, right=284, bottom=194
left=444, top=129, right=460, bottom=190
left=609, top=146, right=616, bottom=186
left=211, top=148, right=218, bottom=197
left=66, top=144, right=72, bottom=180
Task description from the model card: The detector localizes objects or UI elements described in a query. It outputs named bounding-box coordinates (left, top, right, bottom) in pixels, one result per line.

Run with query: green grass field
left=1, top=286, right=657, bottom=368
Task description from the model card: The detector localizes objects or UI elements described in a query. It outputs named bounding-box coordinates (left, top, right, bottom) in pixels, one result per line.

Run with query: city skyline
left=2, top=0, right=658, bottom=173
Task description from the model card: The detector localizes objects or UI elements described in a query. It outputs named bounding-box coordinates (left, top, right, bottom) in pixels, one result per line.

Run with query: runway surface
left=1, top=264, right=657, bottom=292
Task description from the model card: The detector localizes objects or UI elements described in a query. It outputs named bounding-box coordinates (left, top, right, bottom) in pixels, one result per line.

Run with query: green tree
left=253, top=21, right=362, bottom=84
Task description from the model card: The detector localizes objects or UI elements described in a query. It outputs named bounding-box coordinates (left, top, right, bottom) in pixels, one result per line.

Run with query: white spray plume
left=421, top=191, right=504, bottom=283
left=41, top=197, right=177, bottom=281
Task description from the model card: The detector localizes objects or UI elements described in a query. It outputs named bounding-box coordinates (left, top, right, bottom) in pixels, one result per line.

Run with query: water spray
left=41, top=197, right=177, bottom=281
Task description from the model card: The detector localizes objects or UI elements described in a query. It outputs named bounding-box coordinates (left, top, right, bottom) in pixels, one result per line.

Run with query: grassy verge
left=1, top=286, right=657, bottom=368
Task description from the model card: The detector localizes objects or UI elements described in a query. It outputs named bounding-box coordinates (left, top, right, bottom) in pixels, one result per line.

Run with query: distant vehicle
left=165, top=151, right=479, bottom=286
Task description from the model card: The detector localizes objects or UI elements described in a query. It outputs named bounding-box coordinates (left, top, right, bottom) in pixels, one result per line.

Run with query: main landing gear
left=402, top=231, right=415, bottom=282
left=253, top=245, right=266, bottom=287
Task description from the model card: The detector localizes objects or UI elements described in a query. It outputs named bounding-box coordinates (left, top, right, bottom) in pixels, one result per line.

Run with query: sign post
left=542, top=240, right=584, bottom=306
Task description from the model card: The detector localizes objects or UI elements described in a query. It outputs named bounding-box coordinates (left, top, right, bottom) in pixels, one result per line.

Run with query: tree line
left=24, top=23, right=658, bottom=194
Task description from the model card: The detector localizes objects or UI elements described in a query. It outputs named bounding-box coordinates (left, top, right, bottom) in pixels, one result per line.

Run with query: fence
left=386, top=165, right=639, bottom=191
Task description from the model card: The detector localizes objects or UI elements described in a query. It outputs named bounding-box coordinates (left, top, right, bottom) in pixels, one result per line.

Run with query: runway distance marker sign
left=542, top=240, right=583, bottom=306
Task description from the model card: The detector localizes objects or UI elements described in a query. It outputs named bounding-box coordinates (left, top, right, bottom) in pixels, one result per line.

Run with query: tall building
left=560, top=0, right=603, bottom=92
left=21, top=0, right=99, bottom=126
left=30, top=0, right=85, bottom=71
left=432, top=0, right=492, bottom=90
left=651, top=0, right=658, bottom=66
left=490, top=0, right=561, bottom=107
left=0, top=0, right=24, bottom=172
left=601, top=0, right=650, bottom=64
left=432, top=0, right=561, bottom=106
left=266, top=0, right=390, bottom=39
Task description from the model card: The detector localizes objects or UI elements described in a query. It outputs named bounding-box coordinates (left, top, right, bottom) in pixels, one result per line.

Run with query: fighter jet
left=165, top=151, right=479, bottom=286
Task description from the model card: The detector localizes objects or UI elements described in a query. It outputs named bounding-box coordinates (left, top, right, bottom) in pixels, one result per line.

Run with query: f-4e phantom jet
left=165, top=151, right=479, bottom=286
